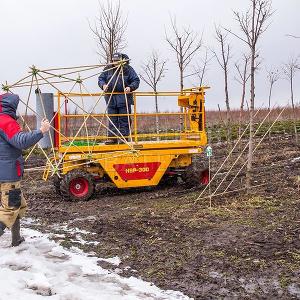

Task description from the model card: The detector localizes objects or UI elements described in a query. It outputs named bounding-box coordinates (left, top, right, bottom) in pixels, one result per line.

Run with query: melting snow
left=291, top=157, right=300, bottom=163
left=0, top=227, right=190, bottom=300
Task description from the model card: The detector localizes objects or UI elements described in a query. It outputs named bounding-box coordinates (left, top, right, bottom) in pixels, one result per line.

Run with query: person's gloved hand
left=124, top=87, right=131, bottom=93
left=40, top=118, right=50, bottom=134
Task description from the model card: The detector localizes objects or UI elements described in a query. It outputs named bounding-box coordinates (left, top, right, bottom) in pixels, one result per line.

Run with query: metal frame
left=56, top=88, right=208, bottom=151
left=45, top=87, right=209, bottom=189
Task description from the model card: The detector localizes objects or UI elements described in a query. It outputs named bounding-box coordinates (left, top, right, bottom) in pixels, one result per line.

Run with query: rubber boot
left=0, top=222, right=5, bottom=238
left=11, top=218, right=25, bottom=247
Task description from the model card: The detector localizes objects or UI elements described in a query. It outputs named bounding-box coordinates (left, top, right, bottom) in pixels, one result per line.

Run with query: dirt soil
left=23, top=134, right=300, bottom=299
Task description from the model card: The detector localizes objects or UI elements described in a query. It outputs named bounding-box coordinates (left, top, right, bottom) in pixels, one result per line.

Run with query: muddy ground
left=23, top=134, right=300, bottom=299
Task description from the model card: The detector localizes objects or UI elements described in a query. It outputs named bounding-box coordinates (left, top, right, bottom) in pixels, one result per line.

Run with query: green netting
left=63, top=141, right=100, bottom=147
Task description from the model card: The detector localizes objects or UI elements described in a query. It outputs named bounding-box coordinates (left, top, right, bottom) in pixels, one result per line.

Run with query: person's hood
left=0, top=93, right=19, bottom=120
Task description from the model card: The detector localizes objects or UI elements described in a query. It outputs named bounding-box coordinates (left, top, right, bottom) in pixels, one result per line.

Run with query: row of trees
left=90, top=0, right=299, bottom=191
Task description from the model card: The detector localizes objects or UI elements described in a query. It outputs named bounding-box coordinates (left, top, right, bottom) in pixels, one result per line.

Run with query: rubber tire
left=53, top=175, right=62, bottom=195
left=159, top=174, right=178, bottom=187
left=60, top=170, right=95, bottom=202
left=181, top=155, right=209, bottom=188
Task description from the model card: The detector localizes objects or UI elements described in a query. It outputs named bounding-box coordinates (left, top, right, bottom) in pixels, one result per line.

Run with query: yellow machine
left=46, top=87, right=209, bottom=201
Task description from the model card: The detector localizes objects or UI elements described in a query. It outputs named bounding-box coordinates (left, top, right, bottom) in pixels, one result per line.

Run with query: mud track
left=23, top=135, right=300, bottom=299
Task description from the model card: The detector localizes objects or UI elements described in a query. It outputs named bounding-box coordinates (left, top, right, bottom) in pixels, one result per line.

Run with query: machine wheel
left=60, top=170, right=95, bottom=201
left=53, top=175, right=62, bottom=195
left=159, top=173, right=178, bottom=187
left=181, top=157, right=209, bottom=188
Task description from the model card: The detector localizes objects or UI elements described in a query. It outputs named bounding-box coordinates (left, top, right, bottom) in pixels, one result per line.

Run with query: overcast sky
left=1, top=0, right=300, bottom=111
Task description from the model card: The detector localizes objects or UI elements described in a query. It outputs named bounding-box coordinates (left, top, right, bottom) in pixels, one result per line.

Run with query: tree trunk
left=246, top=1, right=256, bottom=193
left=154, top=89, right=160, bottom=141
left=290, top=75, right=299, bottom=144
left=179, top=37, right=184, bottom=131
left=246, top=50, right=255, bottom=192
left=224, top=71, right=231, bottom=144
left=238, top=79, right=246, bottom=138
left=268, top=83, right=273, bottom=139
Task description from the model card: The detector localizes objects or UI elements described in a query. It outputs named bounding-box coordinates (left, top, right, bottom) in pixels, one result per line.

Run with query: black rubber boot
left=11, top=218, right=25, bottom=247
left=0, top=222, right=6, bottom=238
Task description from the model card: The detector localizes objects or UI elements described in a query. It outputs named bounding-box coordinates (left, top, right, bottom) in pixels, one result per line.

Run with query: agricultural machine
left=44, top=87, right=210, bottom=201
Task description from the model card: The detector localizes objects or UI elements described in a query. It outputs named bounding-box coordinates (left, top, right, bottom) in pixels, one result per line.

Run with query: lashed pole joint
left=1, top=84, right=10, bottom=92
left=30, top=65, right=40, bottom=76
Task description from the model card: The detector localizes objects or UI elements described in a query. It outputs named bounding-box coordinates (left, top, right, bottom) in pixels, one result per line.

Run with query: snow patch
left=288, top=283, right=300, bottom=298
left=98, top=256, right=122, bottom=266
left=25, top=273, right=52, bottom=296
left=0, top=227, right=190, bottom=300
left=291, top=157, right=300, bottom=163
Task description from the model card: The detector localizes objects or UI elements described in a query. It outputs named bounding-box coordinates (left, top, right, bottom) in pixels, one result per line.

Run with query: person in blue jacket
left=0, top=93, right=50, bottom=246
left=98, top=53, right=140, bottom=144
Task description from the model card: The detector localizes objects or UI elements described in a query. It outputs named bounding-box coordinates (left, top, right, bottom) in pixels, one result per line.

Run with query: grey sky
left=1, top=0, right=300, bottom=111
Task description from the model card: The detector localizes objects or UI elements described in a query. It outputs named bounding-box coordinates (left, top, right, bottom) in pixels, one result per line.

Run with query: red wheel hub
left=200, top=169, right=210, bottom=185
left=69, top=177, right=89, bottom=197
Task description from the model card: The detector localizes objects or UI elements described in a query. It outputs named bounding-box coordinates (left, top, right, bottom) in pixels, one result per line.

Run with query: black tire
left=53, top=174, right=62, bottom=195
left=60, top=169, right=95, bottom=202
left=181, top=155, right=209, bottom=188
left=159, top=173, right=178, bottom=187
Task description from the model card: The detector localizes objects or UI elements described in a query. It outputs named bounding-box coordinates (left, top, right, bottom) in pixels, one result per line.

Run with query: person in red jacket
left=0, top=93, right=50, bottom=246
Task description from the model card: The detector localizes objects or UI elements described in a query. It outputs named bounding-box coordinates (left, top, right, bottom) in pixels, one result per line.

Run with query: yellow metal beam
left=59, top=138, right=207, bottom=154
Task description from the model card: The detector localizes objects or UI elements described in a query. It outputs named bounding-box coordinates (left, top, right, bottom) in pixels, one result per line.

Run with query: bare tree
left=182, top=48, right=213, bottom=87
left=90, top=0, right=127, bottom=63
left=283, top=57, right=299, bottom=144
left=166, top=18, right=202, bottom=92
left=225, top=0, right=273, bottom=191
left=266, top=67, right=280, bottom=138
left=267, top=68, right=280, bottom=112
left=193, top=48, right=213, bottom=87
left=212, top=27, right=232, bottom=143
left=235, top=54, right=251, bottom=138
left=286, top=34, right=300, bottom=39
left=140, top=51, right=167, bottom=139
left=166, top=18, right=202, bottom=130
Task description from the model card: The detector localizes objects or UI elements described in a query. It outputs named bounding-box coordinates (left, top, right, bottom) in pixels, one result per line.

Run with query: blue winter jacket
left=0, top=93, right=43, bottom=182
left=98, top=64, right=140, bottom=107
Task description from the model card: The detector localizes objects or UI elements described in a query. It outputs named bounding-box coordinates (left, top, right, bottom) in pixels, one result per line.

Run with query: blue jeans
left=107, top=105, right=131, bottom=138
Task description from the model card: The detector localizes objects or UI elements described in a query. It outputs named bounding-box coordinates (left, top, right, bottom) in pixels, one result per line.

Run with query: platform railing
left=56, top=91, right=205, bottom=147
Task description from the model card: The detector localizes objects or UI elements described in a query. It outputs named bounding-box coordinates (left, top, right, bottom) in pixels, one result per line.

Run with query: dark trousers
left=107, top=105, right=131, bottom=138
